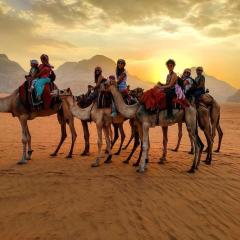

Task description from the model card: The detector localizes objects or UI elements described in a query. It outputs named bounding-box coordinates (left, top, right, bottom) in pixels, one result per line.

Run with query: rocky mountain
left=227, top=90, right=240, bottom=103
left=0, top=54, right=26, bottom=92
left=56, top=55, right=152, bottom=94
left=0, top=54, right=237, bottom=102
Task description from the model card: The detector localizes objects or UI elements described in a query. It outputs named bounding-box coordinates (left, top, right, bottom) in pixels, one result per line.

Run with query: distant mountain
left=227, top=90, right=240, bottom=103
left=190, top=67, right=236, bottom=102
left=0, top=54, right=26, bottom=92
left=56, top=55, right=152, bottom=94
left=56, top=57, right=236, bottom=102
left=0, top=54, right=237, bottom=102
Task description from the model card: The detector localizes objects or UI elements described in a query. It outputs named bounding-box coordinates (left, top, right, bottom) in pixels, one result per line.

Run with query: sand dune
left=0, top=104, right=240, bottom=240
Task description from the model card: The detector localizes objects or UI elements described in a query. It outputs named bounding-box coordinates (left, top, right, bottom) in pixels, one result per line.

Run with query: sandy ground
left=0, top=104, right=239, bottom=240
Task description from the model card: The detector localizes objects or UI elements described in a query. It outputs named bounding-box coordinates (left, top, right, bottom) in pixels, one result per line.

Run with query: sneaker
left=111, top=111, right=117, bottom=117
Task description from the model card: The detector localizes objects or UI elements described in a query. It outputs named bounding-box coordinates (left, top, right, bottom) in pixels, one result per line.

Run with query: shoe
left=111, top=111, right=117, bottom=117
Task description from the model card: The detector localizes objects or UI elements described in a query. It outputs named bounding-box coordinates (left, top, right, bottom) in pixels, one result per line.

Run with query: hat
left=30, top=59, right=38, bottom=65
left=196, top=66, right=203, bottom=71
left=109, top=75, right=116, bottom=80
left=184, top=68, right=191, bottom=74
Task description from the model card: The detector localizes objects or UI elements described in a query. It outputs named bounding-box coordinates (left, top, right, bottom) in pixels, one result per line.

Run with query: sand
left=0, top=104, right=239, bottom=240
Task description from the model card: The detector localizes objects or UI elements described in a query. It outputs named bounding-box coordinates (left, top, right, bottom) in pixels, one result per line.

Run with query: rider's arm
left=158, top=74, right=177, bottom=89
left=35, top=67, right=48, bottom=78
left=197, top=76, right=205, bottom=89
left=117, top=72, right=126, bottom=84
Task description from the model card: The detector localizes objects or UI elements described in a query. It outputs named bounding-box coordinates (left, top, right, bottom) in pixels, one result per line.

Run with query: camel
left=108, top=84, right=203, bottom=173
left=0, top=88, right=77, bottom=164
left=80, top=87, right=144, bottom=156
left=52, top=88, right=113, bottom=167
left=173, top=96, right=223, bottom=154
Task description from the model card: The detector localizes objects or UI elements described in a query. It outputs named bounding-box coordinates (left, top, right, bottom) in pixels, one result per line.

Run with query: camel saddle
left=199, top=93, right=214, bottom=108
left=19, top=81, right=60, bottom=112
left=140, top=87, right=189, bottom=112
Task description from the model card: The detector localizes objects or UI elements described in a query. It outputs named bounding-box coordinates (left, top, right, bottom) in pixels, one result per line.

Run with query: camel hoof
left=123, top=160, right=129, bottom=164
left=205, top=161, right=211, bottom=165
left=188, top=151, right=194, bottom=155
left=171, top=148, right=178, bottom=152
left=136, top=166, right=145, bottom=173
left=214, top=150, right=220, bottom=153
left=17, top=160, right=27, bottom=165
left=133, top=162, right=139, bottom=167
left=81, top=151, right=90, bottom=156
left=50, top=153, right=57, bottom=157
left=114, top=152, right=120, bottom=156
left=122, top=147, right=127, bottom=150
left=104, top=155, right=112, bottom=164
left=158, top=157, right=166, bottom=164
left=187, top=168, right=195, bottom=173
left=66, top=155, right=72, bottom=159
left=91, top=162, right=100, bottom=167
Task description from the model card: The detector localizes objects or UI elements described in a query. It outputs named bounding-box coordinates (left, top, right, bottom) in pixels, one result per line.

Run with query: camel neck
left=65, top=96, right=93, bottom=121
left=0, top=94, right=12, bottom=113
left=110, top=85, right=139, bottom=119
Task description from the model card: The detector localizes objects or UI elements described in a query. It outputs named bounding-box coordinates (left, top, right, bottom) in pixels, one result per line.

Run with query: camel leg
left=122, top=134, right=134, bottom=150
left=188, top=130, right=194, bottom=154
left=91, top=124, right=103, bottom=167
left=66, top=118, right=77, bottom=159
left=202, top=129, right=213, bottom=165
left=81, top=120, right=90, bottom=156
left=123, top=130, right=140, bottom=164
left=18, top=116, right=29, bottom=164
left=172, top=122, right=182, bottom=152
left=26, top=126, right=33, bottom=160
left=50, top=121, right=67, bottom=157
left=185, top=109, right=201, bottom=173
left=103, top=126, right=112, bottom=164
left=109, top=125, right=113, bottom=143
left=123, top=119, right=135, bottom=150
left=159, top=127, right=168, bottom=164
left=137, top=122, right=149, bottom=173
left=215, top=123, right=223, bottom=152
left=114, top=123, right=125, bottom=155
left=133, top=141, right=143, bottom=167
left=111, top=124, right=119, bottom=149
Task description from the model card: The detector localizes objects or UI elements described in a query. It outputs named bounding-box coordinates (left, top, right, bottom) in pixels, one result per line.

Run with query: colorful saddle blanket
left=19, top=81, right=59, bottom=112
left=140, top=87, right=189, bottom=112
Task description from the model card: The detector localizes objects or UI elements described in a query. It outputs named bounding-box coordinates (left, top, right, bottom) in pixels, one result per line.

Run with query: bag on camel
left=49, top=70, right=56, bottom=82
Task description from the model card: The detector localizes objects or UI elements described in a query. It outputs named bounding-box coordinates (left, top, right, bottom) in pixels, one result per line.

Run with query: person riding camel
left=191, top=66, right=205, bottom=106
left=157, top=59, right=178, bottom=119
left=25, top=60, right=39, bottom=92
left=116, top=59, right=128, bottom=93
left=86, top=66, right=107, bottom=104
left=181, top=68, right=194, bottom=97
left=33, top=54, right=54, bottom=102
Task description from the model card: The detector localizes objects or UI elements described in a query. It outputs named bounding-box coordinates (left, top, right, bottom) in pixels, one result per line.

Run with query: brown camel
left=0, top=88, right=77, bottom=164
left=52, top=88, right=113, bottom=167
left=108, top=84, right=203, bottom=173
left=173, top=96, right=223, bottom=153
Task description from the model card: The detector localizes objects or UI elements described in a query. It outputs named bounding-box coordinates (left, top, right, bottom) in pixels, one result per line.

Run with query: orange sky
left=1, top=0, right=240, bottom=88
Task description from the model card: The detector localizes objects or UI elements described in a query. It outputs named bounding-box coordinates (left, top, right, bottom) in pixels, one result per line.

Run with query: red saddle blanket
left=19, top=81, right=57, bottom=111
left=140, top=87, right=189, bottom=111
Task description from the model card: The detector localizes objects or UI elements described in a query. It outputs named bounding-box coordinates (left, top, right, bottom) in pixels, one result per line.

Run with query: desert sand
left=0, top=104, right=239, bottom=240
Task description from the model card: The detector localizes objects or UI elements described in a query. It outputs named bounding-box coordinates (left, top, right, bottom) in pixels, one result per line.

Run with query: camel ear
left=67, top=88, right=72, bottom=95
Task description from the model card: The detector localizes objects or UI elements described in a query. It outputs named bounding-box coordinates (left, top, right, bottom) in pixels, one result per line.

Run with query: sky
left=0, top=0, right=240, bottom=87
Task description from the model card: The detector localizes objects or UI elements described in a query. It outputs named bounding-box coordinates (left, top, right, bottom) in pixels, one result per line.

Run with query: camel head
left=51, top=88, right=73, bottom=98
left=130, top=87, right=144, bottom=100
